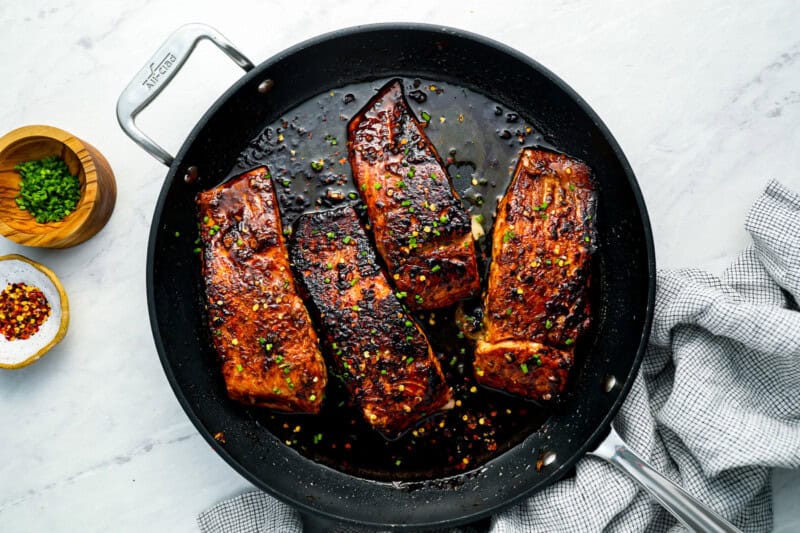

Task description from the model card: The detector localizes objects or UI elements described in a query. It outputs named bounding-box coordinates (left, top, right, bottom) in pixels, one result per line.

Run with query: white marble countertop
left=1, top=1, right=798, bottom=531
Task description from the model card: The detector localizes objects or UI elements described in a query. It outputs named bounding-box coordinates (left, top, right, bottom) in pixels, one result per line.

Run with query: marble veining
left=1, top=1, right=798, bottom=531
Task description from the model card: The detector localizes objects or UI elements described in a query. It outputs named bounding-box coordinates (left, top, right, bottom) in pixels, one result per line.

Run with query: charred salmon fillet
left=347, top=79, right=480, bottom=310
left=196, top=167, right=327, bottom=413
left=290, top=205, right=453, bottom=438
left=474, top=149, right=597, bottom=401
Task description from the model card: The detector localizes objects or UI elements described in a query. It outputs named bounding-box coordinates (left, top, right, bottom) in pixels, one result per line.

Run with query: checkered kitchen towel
left=199, top=180, right=800, bottom=532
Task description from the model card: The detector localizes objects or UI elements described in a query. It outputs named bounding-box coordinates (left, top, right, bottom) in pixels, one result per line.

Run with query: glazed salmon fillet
left=474, top=149, right=597, bottom=401
left=196, top=166, right=327, bottom=413
left=347, top=79, right=480, bottom=310
left=290, top=205, right=453, bottom=438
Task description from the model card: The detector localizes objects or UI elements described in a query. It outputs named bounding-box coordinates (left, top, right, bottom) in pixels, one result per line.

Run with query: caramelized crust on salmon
left=347, top=79, right=480, bottom=310
left=475, top=149, right=597, bottom=401
left=290, top=206, right=453, bottom=438
left=196, top=167, right=327, bottom=413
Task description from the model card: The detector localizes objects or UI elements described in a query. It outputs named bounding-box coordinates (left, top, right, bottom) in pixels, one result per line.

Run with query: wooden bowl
left=0, top=125, right=117, bottom=248
left=0, top=254, right=69, bottom=369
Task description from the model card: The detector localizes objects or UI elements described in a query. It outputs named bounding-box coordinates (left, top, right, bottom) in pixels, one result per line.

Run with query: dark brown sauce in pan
left=227, top=78, right=558, bottom=481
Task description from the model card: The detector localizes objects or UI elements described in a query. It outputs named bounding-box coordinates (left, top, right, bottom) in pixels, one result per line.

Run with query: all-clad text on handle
left=116, top=23, right=254, bottom=167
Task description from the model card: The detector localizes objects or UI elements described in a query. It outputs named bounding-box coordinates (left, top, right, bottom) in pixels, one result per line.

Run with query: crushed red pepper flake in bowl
left=0, top=254, right=69, bottom=369
left=0, top=282, right=51, bottom=340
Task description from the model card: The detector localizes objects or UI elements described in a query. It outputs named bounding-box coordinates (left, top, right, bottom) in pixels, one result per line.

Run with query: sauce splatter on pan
left=221, top=78, right=560, bottom=481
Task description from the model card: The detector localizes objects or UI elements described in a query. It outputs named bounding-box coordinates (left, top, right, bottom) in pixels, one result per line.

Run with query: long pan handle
left=116, top=23, right=254, bottom=167
left=589, top=427, right=741, bottom=533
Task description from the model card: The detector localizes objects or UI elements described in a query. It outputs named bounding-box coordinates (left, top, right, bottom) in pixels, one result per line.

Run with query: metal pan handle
left=116, top=23, right=254, bottom=167
left=589, top=427, right=742, bottom=533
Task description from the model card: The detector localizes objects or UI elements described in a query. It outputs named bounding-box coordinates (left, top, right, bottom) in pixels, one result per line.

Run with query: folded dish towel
left=198, top=180, right=800, bottom=533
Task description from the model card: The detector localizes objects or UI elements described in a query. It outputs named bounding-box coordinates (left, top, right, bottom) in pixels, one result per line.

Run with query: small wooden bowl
left=0, top=254, right=69, bottom=369
left=0, top=125, right=117, bottom=248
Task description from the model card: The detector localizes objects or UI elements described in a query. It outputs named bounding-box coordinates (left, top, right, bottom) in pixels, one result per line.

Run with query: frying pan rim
left=145, top=21, right=656, bottom=530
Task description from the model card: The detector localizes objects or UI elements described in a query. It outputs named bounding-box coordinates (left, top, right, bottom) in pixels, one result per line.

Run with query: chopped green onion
left=13, top=155, right=81, bottom=223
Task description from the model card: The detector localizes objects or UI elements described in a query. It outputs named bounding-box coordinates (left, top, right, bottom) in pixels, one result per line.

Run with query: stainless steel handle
left=116, top=23, right=254, bottom=167
left=589, top=427, right=742, bottom=533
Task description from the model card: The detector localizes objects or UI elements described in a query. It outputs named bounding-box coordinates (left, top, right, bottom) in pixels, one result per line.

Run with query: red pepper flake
left=213, top=432, right=226, bottom=444
left=0, top=283, right=51, bottom=341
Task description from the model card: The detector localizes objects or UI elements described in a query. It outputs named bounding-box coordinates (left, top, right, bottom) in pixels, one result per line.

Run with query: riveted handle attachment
left=590, top=427, right=742, bottom=533
left=116, top=23, right=254, bottom=167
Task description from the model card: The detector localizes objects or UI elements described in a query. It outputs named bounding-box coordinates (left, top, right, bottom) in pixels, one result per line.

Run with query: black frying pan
left=118, top=23, right=657, bottom=530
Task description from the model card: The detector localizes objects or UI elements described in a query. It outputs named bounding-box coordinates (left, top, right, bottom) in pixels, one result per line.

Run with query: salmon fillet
left=474, top=149, right=597, bottom=401
left=347, top=79, right=480, bottom=310
left=196, top=167, right=327, bottom=413
left=290, top=205, right=453, bottom=438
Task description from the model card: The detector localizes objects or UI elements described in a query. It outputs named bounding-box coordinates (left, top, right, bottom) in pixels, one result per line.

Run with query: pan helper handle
left=589, top=426, right=742, bottom=533
left=116, top=23, right=254, bottom=167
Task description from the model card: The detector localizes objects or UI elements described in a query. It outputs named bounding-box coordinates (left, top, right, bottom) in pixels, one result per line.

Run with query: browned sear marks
left=347, top=79, right=480, bottom=310
left=290, top=205, right=453, bottom=438
left=196, top=166, right=327, bottom=413
left=475, top=149, right=596, bottom=401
